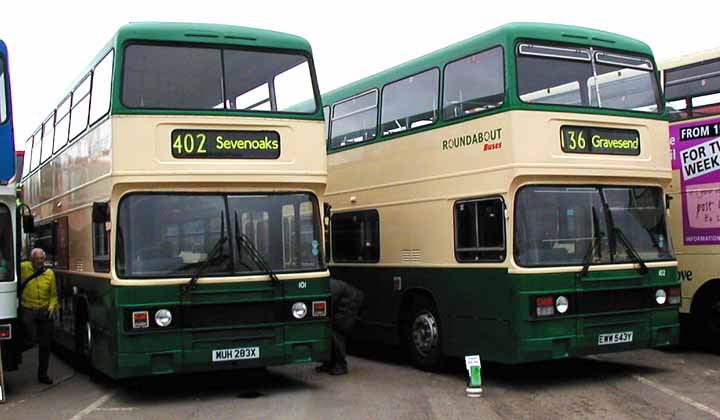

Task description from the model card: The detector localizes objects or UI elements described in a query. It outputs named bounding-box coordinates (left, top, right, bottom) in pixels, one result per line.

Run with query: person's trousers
left=21, top=307, right=54, bottom=378
left=329, top=328, right=347, bottom=369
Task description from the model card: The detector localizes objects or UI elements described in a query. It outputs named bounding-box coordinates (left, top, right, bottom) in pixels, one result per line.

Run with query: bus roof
left=25, top=22, right=321, bottom=144
left=60, top=22, right=315, bottom=100
left=114, top=22, right=314, bottom=52
left=322, top=22, right=655, bottom=105
left=660, top=47, right=720, bottom=71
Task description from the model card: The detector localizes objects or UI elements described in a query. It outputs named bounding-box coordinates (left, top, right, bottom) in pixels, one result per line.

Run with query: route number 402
left=173, top=133, right=207, bottom=155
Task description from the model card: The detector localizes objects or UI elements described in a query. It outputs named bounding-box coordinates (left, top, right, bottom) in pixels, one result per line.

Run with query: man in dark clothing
left=316, top=278, right=364, bottom=375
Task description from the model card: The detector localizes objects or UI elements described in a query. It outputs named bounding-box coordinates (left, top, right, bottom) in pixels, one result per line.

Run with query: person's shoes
left=328, top=365, right=348, bottom=376
left=315, top=363, right=332, bottom=373
left=38, top=376, right=53, bottom=385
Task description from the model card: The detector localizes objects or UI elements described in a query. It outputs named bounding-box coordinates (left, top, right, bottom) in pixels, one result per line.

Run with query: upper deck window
left=443, top=47, right=505, bottom=120
left=381, top=68, right=439, bottom=135
left=122, top=44, right=318, bottom=114
left=517, top=43, right=661, bottom=114
left=0, top=55, right=7, bottom=124
left=330, top=90, right=378, bottom=149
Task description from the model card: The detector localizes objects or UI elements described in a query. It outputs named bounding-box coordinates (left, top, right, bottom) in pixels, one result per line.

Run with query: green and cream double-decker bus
left=322, top=23, right=680, bottom=369
left=19, top=23, right=330, bottom=379
left=662, top=48, right=720, bottom=351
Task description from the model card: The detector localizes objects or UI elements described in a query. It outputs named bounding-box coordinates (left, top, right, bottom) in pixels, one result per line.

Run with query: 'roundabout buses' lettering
left=215, top=136, right=279, bottom=151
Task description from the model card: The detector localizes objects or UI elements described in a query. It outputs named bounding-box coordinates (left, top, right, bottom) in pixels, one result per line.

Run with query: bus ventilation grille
left=401, top=249, right=422, bottom=263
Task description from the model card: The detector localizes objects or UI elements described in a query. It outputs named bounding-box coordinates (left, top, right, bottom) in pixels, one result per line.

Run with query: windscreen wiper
left=182, top=212, right=228, bottom=294
left=613, top=226, right=649, bottom=275
left=233, top=212, right=283, bottom=292
left=578, top=207, right=602, bottom=280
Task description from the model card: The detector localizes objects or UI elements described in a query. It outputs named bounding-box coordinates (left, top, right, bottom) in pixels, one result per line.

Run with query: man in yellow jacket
left=20, top=248, right=58, bottom=384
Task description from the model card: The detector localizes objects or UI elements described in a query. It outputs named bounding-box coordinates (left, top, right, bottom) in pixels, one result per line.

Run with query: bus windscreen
left=517, top=43, right=661, bottom=113
left=514, top=186, right=673, bottom=267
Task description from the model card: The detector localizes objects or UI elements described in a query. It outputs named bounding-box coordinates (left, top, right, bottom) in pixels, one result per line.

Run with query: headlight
left=292, top=302, right=308, bottom=319
left=155, top=309, right=173, bottom=327
left=655, top=289, right=667, bottom=305
left=555, top=296, right=569, bottom=314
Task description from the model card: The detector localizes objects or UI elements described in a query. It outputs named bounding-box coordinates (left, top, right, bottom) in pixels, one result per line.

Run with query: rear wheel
left=405, top=297, right=446, bottom=371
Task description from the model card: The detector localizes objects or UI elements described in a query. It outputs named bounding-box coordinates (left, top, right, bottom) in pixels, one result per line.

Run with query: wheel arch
left=690, top=278, right=720, bottom=315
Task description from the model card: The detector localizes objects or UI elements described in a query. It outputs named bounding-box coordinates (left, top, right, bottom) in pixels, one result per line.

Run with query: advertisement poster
left=670, top=117, right=720, bottom=244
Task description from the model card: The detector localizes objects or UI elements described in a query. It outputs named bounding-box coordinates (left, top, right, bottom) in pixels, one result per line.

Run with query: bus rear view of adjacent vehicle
left=322, top=23, right=679, bottom=369
left=663, top=48, right=720, bottom=351
left=0, top=38, right=21, bottom=373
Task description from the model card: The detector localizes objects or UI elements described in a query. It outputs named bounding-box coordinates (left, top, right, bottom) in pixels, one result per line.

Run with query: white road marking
left=95, top=407, right=135, bottom=412
left=68, top=391, right=116, bottom=420
left=634, top=375, right=720, bottom=419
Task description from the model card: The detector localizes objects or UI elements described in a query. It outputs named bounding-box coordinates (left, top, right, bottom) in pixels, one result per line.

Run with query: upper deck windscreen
left=122, top=44, right=318, bottom=115
left=517, top=43, right=661, bottom=114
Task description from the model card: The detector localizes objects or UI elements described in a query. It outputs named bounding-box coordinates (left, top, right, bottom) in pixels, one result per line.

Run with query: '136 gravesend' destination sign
left=560, top=125, right=640, bottom=156
left=171, top=129, right=281, bottom=159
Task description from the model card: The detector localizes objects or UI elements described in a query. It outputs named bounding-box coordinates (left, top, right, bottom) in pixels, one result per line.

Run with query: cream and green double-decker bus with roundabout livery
left=20, top=22, right=330, bottom=379
left=322, top=23, right=680, bottom=369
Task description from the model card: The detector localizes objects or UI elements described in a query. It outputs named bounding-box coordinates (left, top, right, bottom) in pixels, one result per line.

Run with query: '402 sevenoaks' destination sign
left=560, top=126, right=640, bottom=156
left=171, top=129, right=280, bottom=159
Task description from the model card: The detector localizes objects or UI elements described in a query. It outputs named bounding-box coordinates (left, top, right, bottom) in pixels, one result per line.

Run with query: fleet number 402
left=173, top=133, right=207, bottom=154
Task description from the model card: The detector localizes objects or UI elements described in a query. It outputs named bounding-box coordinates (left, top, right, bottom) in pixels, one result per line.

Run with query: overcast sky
left=2, top=0, right=718, bottom=148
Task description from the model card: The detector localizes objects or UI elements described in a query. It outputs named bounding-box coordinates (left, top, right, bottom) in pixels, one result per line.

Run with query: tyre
left=405, top=297, right=446, bottom=371
left=693, top=291, right=720, bottom=353
left=74, top=304, right=93, bottom=372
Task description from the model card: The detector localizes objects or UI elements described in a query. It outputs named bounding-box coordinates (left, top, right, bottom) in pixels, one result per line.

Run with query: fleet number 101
left=173, top=133, right=207, bottom=154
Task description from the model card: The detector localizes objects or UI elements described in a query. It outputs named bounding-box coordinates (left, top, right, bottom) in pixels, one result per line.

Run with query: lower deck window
left=331, top=210, right=380, bottom=262
left=0, top=204, right=13, bottom=281
left=454, top=198, right=505, bottom=262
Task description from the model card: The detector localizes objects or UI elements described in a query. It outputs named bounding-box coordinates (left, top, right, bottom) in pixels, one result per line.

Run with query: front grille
left=578, top=288, right=653, bottom=313
left=182, top=302, right=283, bottom=328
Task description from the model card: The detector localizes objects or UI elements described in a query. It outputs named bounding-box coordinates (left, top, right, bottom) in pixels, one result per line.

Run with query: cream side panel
left=670, top=253, right=719, bottom=314
left=67, top=206, right=97, bottom=275
left=328, top=110, right=670, bottom=269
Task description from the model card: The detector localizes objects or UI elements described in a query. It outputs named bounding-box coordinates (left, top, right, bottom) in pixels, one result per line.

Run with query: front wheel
left=695, top=292, right=720, bottom=353
left=405, top=297, right=446, bottom=371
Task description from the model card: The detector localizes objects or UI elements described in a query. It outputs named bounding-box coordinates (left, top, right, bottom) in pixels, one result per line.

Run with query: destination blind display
left=171, top=129, right=280, bottom=159
left=560, top=126, right=640, bottom=156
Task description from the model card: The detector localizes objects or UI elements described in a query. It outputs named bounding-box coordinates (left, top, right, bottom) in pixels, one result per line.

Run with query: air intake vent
left=401, top=249, right=421, bottom=263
